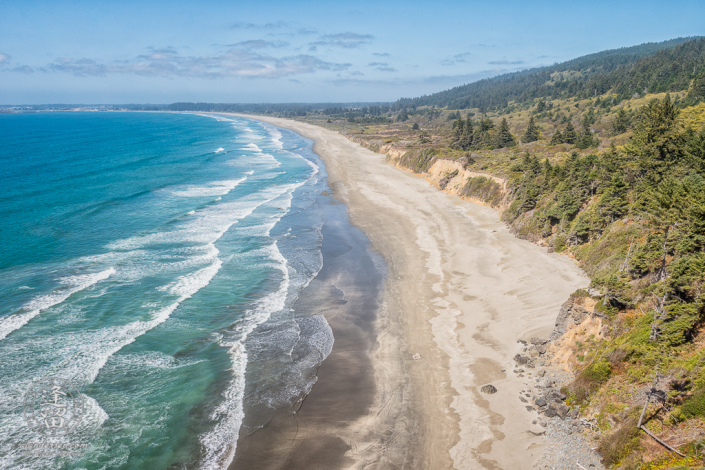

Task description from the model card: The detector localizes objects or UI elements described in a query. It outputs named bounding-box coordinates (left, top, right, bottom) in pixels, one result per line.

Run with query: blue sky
left=1, top=0, right=704, bottom=104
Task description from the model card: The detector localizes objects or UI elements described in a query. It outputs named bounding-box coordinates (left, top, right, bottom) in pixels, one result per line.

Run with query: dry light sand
left=229, top=115, right=589, bottom=469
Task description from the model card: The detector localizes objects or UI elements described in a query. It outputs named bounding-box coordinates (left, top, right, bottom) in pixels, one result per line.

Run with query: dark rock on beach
left=514, top=354, right=530, bottom=365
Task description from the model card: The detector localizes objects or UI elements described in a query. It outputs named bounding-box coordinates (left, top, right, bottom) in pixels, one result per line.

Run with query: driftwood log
left=637, top=390, right=685, bottom=457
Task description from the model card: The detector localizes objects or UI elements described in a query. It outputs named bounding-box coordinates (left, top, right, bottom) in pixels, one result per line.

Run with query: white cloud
left=48, top=47, right=350, bottom=79
left=310, top=32, right=373, bottom=49
left=229, top=40, right=289, bottom=49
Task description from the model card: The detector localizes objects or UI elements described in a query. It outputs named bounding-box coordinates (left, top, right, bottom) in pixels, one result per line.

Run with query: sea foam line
left=198, top=175, right=315, bottom=470
left=198, top=243, right=289, bottom=470
left=73, top=184, right=302, bottom=386
left=0, top=268, right=116, bottom=341
left=171, top=178, right=246, bottom=198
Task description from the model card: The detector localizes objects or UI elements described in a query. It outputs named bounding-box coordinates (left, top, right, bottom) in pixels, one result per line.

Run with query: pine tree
left=474, top=116, right=495, bottom=148
left=550, top=130, right=564, bottom=145
left=689, top=73, right=705, bottom=100
left=495, top=118, right=517, bottom=148
left=625, top=94, right=686, bottom=182
left=522, top=116, right=540, bottom=143
left=598, top=175, right=629, bottom=222
left=564, top=122, right=577, bottom=144
left=536, top=99, right=546, bottom=113
left=610, top=108, right=631, bottom=136
left=576, top=124, right=598, bottom=149
left=452, top=118, right=464, bottom=147
left=457, top=118, right=474, bottom=150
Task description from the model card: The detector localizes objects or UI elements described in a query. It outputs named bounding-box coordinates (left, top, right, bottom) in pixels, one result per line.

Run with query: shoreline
left=224, top=114, right=589, bottom=469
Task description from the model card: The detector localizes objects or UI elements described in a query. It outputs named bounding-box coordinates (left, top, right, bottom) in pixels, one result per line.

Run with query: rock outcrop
left=480, top=384, right=498, bottom=394
left=549, top=296, right=598, bottom=341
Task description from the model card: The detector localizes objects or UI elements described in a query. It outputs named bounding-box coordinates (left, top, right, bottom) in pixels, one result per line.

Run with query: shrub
left=680, top=387, right=705, bottom=419
left=597, top=412, right=641, bottom=466
left=569, top=360, right=612, bottom=402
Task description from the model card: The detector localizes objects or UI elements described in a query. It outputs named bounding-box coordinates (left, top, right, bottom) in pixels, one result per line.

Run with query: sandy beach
left=229, top=115, right=589, bottom=469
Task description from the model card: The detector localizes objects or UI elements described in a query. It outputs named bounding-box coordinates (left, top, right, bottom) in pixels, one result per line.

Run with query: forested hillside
left=291, top=37, right=705, bottom=469
left=396, top=37, right=705, bottom=112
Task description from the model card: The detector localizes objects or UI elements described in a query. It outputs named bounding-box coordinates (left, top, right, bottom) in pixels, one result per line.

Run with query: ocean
left=0, top=112, right=334, bottom=469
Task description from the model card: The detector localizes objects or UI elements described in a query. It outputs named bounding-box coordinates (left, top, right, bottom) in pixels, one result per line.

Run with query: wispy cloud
left=296, top=27, right=317, bottom=35
left=229, top=21, right=289, bottom=30
left=441, top=52, right=472, bottom=66
left=0, top=53, right=10, bottom=65
left=330, top=67, right=522, bottom=89
left=367, top=61, right=396, bottom=72
left=48, top=47, right=350, bottom=79
left=310, top=32, right=373, bottom=49
left=229, top=40, right=289, bottom=49
left=488, top=59, right=524, bottom=65
left=373, top=52, right=390, bottom=57
left=12, top=65, right=34, bottom=73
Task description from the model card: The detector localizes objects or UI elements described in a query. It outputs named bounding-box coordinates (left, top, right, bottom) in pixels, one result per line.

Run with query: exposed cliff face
left=346, top=135, right=510, bottom=211
left=550, top=296, right=601, bottom=341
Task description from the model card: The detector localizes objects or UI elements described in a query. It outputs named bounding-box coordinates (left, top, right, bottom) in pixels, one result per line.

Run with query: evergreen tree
left=610, top=108, right=631, bottom=136
left=522, top=116, right=540, bottom=143
left=452, top=118, right=464, bottom=146
left=495, top=118, right=517, bottom=148
left=564, top=122, right=577, bottom=144
left=474, top=116, right=495, bottom=148
left=687, top=128, right=705, bottom=173
left=550, top=130, right=564, bottom=145
left=689, top=73, right=705, bottom=100
left=644, top=178, right=688, bottom=280
left=576, top=123, right=599, bottom=149
left=598, top=175, right=629, bottom=221
left=536, top=99, right=547, bottom=113
left=625, top=94, right=686, bottom=183
left=457, top=118, right=474, bottom=150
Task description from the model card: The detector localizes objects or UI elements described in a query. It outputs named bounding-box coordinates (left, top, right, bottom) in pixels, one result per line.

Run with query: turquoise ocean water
left=0, top=112, right=332, bottom=469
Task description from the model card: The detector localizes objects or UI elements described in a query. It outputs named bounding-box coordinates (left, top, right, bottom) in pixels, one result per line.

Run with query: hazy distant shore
left=223, top=114, right=588, bottom=469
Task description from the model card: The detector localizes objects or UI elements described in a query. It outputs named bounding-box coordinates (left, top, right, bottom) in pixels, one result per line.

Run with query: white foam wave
left=113, top=351, right=205, bottom=370
left=172, top=178, right=246, bottom=198
left=0, top=268, right=116, bottom=341
left=109, top=184, right=296, bottom=251
left=199, top=243, right=289, bottom=470
left=67, top=255, right=224, bottom=386
left=302, top=157, right=319, bottom=176
left=215, top=148, right=225, bottom=153
left=267, top=126, right=284, bottom=150
left=66, top=184, right=302, bottom=387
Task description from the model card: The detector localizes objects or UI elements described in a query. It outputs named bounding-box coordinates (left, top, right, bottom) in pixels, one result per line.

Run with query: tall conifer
left=523, top=116, right=540, bottom=143
left=495, top=118, right=517, bottom=148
